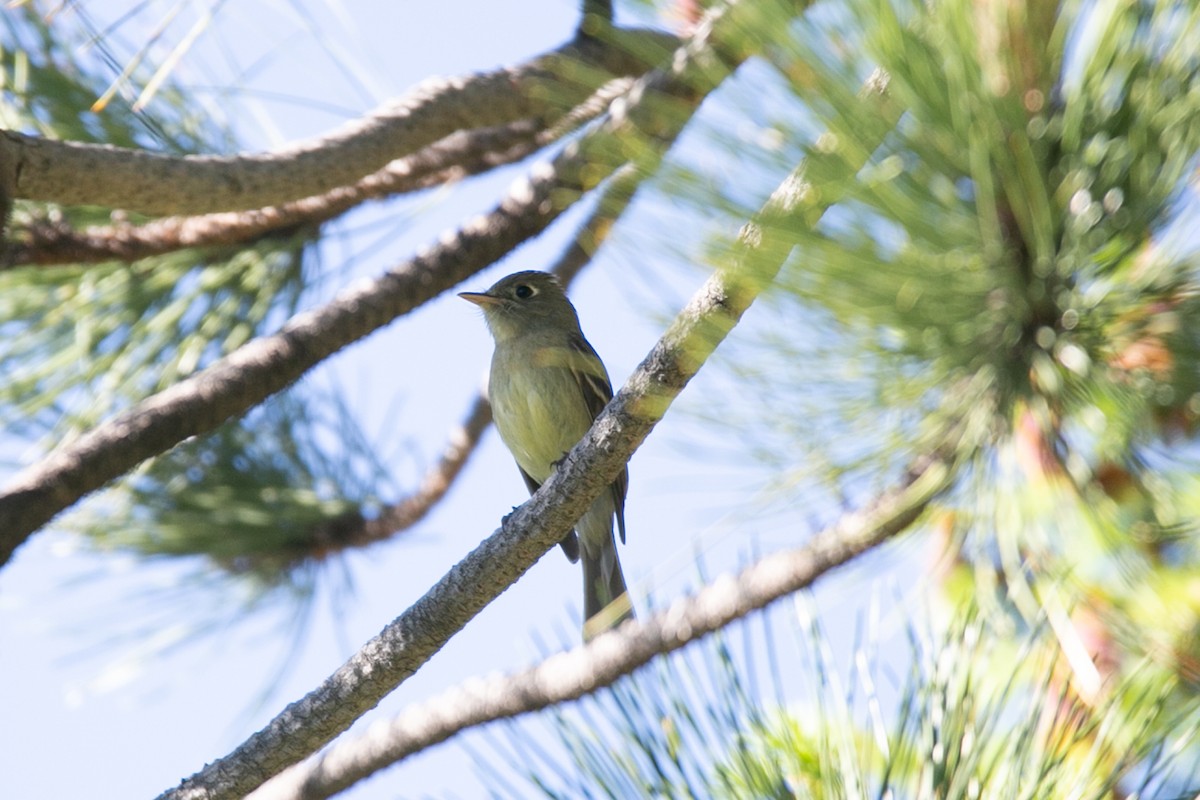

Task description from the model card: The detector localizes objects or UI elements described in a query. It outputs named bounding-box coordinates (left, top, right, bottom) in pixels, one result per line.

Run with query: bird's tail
left=583, top=538, right=634, bottom=640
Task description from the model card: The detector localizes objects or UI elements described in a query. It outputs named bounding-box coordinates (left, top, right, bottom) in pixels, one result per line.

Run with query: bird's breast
left=489, top=352, right=593, bottom=483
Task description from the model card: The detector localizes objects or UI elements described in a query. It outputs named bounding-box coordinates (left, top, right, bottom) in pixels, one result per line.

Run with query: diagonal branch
left=152, top=37, right=892, bottom=800
left=4, top=79, right=638, bottom=269
left=357, top=395, right=493, bottom=543
left=250, top=429, right=968, bottom=800
left=546, top=162, right=644, bottom=286
left=0, top=0, right=746, bottom=568
left=1, top=28, right=676, bottom=215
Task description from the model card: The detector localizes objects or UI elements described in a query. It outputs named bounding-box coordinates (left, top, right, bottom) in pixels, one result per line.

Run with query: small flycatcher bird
left=460, top=271, right=633, bottom=636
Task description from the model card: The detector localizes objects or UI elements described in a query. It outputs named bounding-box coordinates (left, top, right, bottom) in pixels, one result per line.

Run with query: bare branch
left=250, top=432, right=966, bottom=800
left=1, top=29, right=675, bottom=215
left=152, top=35, right=894, bottom=800
left=0, top=2, right=741, bottom=568
left=359, top=396, right=493, bottom=542
left=4, top=121, right=540, bottom=267
left=547, top=162, right=643, bottom=285
left=4, top=79, right=639, bottom=269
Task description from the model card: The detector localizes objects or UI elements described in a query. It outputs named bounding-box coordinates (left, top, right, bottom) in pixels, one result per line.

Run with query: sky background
left=0, top=2, right=925, bottom=798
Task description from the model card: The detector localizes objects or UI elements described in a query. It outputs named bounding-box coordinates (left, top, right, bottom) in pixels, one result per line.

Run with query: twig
left=548, top=162, right=643, bottom=285
left=5, top=122, right=538, bottom=267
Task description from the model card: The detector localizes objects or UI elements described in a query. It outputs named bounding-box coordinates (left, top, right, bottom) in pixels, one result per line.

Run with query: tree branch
left=0, top=0, right=741, bottom=568
left=152, top=33, right=892, bottom=800
left=249, top=431, right=967, bottom=800
left=547, top=162, right=643, bottom=285
left=357, top=395, right=493, bottom=543
left=4, top=121, right=540, bottom=267
left=0, top=29, right=675, bottom=215
left=4, top=79, right=639, bottom=269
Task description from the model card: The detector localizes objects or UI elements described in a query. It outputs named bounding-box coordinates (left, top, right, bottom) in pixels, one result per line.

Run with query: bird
left=460, top=270, right=633, bottom=637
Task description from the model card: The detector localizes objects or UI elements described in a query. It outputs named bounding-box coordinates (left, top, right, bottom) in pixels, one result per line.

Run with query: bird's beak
left=458, top=291, right=503, bottom=307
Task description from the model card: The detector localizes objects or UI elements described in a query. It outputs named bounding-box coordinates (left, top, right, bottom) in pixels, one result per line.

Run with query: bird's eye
left=514, top=284, right=535, bottom=300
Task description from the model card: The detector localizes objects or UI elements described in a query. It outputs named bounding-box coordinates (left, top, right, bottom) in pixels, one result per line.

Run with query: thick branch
left=1, top=29, right=675, bottom=215
left=0, top=0, right=738, bottom=568
left=5, top=121, right=541, bottom=267
left=5, top=79, right=638, bottom=268
left=250, top=435, right=965, bottom=800
left=153, top=30, right=890, bottom=800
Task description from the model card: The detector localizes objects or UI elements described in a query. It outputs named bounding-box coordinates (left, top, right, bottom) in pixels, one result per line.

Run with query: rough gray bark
left=4, top=121, right=543, bottom=267
left=4, top=79, right=639, bottom=268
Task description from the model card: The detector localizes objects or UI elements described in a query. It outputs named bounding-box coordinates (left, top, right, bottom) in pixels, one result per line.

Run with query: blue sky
left=0, top=2, right=925, bottom=798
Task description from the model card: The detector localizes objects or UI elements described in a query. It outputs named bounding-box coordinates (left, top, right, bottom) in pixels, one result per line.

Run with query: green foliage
left=0, top=244, right=307, bottom=437
left=686, top=0, right=1192, bottom=437
left=0, top=11, right=311, bottom=438
left=484, top=603, right=1200, bottom=799
left=480, top=619, right=802, bottom=799
left=518, top=0, right=1200, bottom=797
left=663, top=0, right=1200, bottom=697
left=772, top=0, right=1200, bottom=402
left=0, top=8, right=230, bottom=151
left=0, top=9, right=376, bottom=592
left=81, top=389, right=391, bottom=588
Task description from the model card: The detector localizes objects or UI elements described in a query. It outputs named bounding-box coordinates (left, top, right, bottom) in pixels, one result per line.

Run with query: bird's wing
left=568, top=334, right=628, bottom=544
left=517, top=464, right=542, bottom=496
left=519, top=464, right=580, bottom=562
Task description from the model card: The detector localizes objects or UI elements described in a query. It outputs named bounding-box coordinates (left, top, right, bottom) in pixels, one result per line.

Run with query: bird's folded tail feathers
left=559, top=530, right=580, bottom=562
left=582, top=541, right=634, bottom=640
